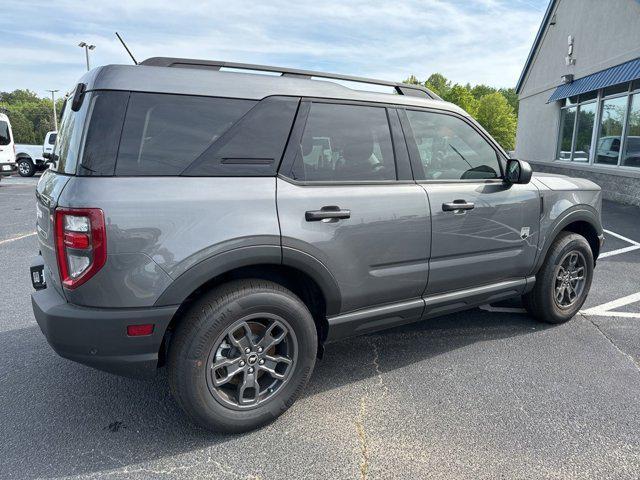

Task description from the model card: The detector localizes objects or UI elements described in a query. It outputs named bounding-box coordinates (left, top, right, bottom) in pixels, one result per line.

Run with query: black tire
left=168, top=279, right=317, bottom=433
left=17, top=159, right=35, bottom=177
left=523, top=232, right=594, bottom=324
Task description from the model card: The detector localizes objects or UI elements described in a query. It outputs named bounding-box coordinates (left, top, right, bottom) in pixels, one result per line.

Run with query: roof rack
left=140, top=57, right=441, bottom=100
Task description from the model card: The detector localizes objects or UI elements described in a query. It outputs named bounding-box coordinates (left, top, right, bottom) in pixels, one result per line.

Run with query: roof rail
left=140, top=57, right=441, bottom=100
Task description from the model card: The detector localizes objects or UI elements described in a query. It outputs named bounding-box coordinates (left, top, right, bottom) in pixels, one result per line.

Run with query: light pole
left=46, top=89, right=59, bottom=131
left=78, top=41, right=96, bottom=71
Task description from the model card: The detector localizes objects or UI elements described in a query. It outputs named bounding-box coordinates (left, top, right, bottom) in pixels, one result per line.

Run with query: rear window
left=0, top=120, right=11, bottom=146
left=48, top=133, right=57, bottom=145
left=115, top=93, right=256, bottom=176
left=51, top=92, right=90, bottom=174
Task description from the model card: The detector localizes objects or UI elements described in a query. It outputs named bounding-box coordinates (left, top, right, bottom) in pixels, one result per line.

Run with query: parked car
left=0, top=112, right=17, bottom=180
left=31, top=59, right=604, bottom=432
left=15, top=131, right=57, bottom=177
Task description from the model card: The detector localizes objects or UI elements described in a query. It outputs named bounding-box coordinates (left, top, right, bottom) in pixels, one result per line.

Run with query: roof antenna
left=115, top=32, right=138, bottom=65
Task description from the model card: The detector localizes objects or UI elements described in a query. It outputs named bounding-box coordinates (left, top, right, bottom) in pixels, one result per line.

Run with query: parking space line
left=581, top=291, right=640, bottom=319
left=0, top=232, right=36, bottom=246
left=598, top=229, right=640, bottom=258
left=603, top=229, right=640, bottom=246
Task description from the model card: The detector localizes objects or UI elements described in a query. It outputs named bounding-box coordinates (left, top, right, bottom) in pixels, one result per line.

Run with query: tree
left=470, top=84, right=496, bottom=100
left=499, top=88, right=519, bottom=115
left=443, top=84, right=479, bottom=117
left=476, top=93, right=517, bottom=151
left=0, top=89, right=60, bottom=144
left=425, top=73, right=451, bottom=98
left=403, top=75, right=422, bottom=85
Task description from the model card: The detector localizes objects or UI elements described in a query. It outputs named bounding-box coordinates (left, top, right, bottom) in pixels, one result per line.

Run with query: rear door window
left=289, top=103, right=396, bottom=182
left=0, top=121, right=11, bottom=145
left=115, top=93, right=256, bottom=176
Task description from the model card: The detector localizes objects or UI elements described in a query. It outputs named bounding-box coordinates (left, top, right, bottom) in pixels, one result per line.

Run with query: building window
left=557, top=106, right=576, bottom=160
left=556, top=80, right=640, bottom=168
left=621, top=93, right=640, bottom=167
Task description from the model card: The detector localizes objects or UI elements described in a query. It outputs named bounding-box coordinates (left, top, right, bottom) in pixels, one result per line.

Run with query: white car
left=15, top=131, right=57, bottom=177
left=0, top=113, right=17, bottom=180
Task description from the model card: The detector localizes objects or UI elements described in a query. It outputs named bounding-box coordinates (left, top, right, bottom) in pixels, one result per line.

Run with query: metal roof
left=547, top=57, right=640, bottom=102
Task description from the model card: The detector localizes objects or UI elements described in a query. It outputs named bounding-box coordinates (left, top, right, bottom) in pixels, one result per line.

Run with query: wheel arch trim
left=532, top=205, right=603, bottom=275
left=154, top=245, right=342, bottom=315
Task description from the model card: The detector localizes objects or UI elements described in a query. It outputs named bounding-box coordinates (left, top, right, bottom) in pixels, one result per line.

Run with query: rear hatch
left=35, top=89, right=91, bottom=295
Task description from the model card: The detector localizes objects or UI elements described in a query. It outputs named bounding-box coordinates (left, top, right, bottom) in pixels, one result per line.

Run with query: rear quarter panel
left=58, top=177, right=280, bottom=307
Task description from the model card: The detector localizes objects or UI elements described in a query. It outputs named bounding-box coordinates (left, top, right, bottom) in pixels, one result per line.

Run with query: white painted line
left=479, top=304, right=527, bottom=314
left=581, top=291, right=640, bottom=315
left=603, top=229, right=640, bottom=246
left=581, top=291, right=640, bottom=319
left=599, top=245, right=640, bottom=258
left=0, top=231, right=37, bottom=246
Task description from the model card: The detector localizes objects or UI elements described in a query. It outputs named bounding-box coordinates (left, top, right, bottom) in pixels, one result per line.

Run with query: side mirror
left=505, top=159, right=532, bottom=184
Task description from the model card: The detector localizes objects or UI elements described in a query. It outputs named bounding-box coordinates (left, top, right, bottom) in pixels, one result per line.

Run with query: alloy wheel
left=553, top=250, right=587, bottom=309
left=206, top=314, right=297, bottom=410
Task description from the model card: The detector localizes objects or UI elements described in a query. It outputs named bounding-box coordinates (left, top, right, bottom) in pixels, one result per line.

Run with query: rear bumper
left=0, top=162, right=16, bottom=176
left=32, top=285, right=178, bottom=379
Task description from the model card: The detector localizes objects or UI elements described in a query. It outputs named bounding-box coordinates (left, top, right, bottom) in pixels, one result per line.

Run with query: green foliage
left=0, top=89, right=61, bottom=144
left=425, top=73, right=451, bottom=98
left=402, top=73, right=519, bottom=149
left=443, top=85, right=479, bottom=117
left=476, top=93, right=517, bottom=151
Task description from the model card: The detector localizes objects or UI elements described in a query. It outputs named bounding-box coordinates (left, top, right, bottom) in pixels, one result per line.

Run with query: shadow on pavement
left=1, top=309, right=543, bottom=479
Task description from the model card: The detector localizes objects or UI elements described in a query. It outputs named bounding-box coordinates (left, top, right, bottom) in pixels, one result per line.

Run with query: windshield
left=51, top=92, right=90, bottom=174
left=0, top=120, right=11, bottom=146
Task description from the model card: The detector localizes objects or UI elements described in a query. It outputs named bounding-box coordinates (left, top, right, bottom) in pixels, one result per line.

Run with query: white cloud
left=1, top=0, right=546, bottom=94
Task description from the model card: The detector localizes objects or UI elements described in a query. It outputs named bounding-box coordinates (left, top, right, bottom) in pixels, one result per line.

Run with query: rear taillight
left=55, top=208, right=106, bottom=289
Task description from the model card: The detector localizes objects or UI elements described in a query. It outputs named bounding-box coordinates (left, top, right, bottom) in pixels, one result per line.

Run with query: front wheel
left=523, top=232, right=594, bottom=324
left=17, top=159, right=35, bottom=177
left=168, top=279, right=317, bottom=432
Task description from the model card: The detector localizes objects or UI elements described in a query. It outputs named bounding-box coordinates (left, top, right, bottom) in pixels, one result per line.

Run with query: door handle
left=442, top=200, right=475, bottom=212
left=305, top=206, right=351, bottom=222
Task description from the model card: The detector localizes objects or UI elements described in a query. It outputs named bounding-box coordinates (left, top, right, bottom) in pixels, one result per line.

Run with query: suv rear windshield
left=51, top=93, right=90, bottom=174
left=0, top=121, right=11, bottom=146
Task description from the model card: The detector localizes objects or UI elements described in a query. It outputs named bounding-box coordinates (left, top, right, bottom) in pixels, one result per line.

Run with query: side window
left=290, top=103, right=396, bottom=182
left=406, top=110, right=501, bottom=180
left=48, top=133, right=57, bottom=145
left=116, top=93, right=256, bottom=176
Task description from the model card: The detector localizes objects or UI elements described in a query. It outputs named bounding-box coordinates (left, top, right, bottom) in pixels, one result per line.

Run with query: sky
left=0, top=0, right=549, bottom=98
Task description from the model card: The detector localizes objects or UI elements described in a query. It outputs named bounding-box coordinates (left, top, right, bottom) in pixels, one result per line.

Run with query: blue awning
left=548, top=57, right=640, bottom=103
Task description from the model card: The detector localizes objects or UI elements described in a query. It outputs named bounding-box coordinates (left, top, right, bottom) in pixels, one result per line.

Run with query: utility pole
left=78, top=41, right=96, bottom=71
left=46, top=89, right=59, bottom=131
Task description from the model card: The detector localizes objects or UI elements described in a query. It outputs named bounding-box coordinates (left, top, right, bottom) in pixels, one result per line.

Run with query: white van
left=0, top=113, right=17, bottom=179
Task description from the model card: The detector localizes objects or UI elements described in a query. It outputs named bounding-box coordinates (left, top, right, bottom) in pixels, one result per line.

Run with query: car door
left=399, top=108, right=540, bottom=296
left=277, top=100, right=430, bottom=326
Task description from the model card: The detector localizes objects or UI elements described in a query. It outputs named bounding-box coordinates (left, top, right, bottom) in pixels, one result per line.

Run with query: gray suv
left=31, top=58, right=604, bottom=432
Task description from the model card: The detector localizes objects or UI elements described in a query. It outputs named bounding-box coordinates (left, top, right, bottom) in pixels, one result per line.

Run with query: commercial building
left=515, top=0, right=640, bottom=205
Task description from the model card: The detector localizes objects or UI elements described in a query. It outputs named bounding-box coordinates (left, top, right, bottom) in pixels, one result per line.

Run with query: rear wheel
left=168, top=279, right=317, bottom=432
left=523, top=232, right=593, bottom=324
left=17, top=159, right=35, bottom=177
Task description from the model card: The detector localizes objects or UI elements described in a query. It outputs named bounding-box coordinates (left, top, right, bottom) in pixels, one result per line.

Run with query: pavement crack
left=354, top=337, right=385, bottom=480
left=583, top=313, right=640, bottom=372
left=355, top=397, right=370, bottom=480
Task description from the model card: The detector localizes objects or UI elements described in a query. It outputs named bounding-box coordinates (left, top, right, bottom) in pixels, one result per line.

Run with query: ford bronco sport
left=31, top=58, right=604, bottom=432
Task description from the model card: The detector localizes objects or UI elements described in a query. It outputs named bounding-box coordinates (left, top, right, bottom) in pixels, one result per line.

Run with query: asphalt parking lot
left=1, top=174, right=639, bottom=480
